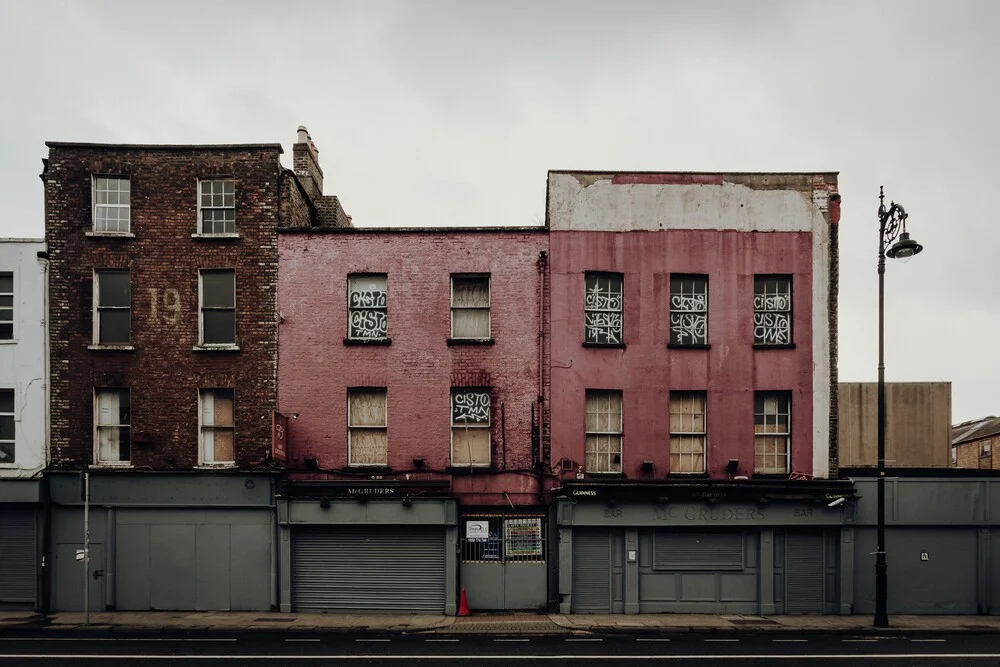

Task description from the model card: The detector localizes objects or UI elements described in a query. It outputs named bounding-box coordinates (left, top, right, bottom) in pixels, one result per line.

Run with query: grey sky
left=1, top=0, right=994, bottom=423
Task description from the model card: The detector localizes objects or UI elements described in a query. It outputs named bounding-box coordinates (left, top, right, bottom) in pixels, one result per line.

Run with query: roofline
left=45, top=142, right=283, bottom=153
left=279, top=225, right=548, bottom=235
left=547, top=169, right=840, bottom=177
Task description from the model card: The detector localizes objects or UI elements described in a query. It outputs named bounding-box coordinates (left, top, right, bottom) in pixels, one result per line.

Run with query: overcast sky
left=1, top=0, right=994, bottom=424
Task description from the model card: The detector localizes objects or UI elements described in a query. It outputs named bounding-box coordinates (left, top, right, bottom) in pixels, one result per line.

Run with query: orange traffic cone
left=458, top=587, right=470, bottom=616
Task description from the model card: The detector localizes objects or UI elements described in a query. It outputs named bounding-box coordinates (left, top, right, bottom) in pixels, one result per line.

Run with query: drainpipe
left=38, top=249, right=51, bottom=611
left=536, top=251, right=548, bottom=504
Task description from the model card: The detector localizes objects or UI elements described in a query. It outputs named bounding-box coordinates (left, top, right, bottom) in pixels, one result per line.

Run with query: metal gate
left=0, top=508, right=36, bottom=606
left=785, top=532, right=825, bottom=614
left=572, top=528, right=612, bottom=613
left=459, top=513, right=547, bottom=610
left=292, top=526, right=446, bottom=613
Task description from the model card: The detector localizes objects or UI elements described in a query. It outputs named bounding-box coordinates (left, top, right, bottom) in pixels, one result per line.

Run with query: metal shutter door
left=785, top=532, right=824, bottom=613
left=0, top=509, right=36, bottom=604
left=292, top=526, right=445, bottom=613
left=572, top=529, right=611, bottom=613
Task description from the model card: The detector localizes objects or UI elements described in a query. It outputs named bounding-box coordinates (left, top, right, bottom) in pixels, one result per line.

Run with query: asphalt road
left=1, top=632, right=999, bottom=666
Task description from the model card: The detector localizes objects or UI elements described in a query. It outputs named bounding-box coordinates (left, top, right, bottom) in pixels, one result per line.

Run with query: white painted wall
left=0, top=239, right=47, bottom=477
left=547, top=172, right=834, bottom=478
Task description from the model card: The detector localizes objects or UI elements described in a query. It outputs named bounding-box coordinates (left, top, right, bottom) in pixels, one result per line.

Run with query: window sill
left=191, top=233, right=241, bottom=240
left=344, top=338, right=392, bottom=346
left=447, top=337, right=495, bottom=346
left=445, top=465, right=496, bottom=474
left=88, top=344, right=134, bottom=351
left=195, top=463, right=236, bottom=469
left=582, top=342, right=626, bottom=349
left=585, top=471, right=626, bottom=478
left=193, top=345, right=240, bottom=352
left=667, top=472, right=710, bottom=479
left=342, top=465, right=392, bottom=473
left=753, top=343, right=796, bottom=349
left=0, top=463, right=23, bottom=468
left=91, top=463, right=133, bottom=469
left=86, top=231, right=135, bottom=239
left=752, top=472, right=790, bottom=479
left=667, top=343, right=711, bottom=349
left=0, top=339, right=17, bottom=345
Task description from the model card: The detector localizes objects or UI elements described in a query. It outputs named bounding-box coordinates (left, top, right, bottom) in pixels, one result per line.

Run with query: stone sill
left=191, top=233, right=241, bottom=240
left=344, top=338, right=392, bottom=346
left=192, top=345, right=241, bottom=352
left=88, top=344, right=134, bottom=351
left=85, top=231, right=135, bottom=239
left=447, top=338, right=495, bottom=346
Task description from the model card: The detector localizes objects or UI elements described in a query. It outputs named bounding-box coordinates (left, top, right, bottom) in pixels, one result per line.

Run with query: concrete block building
left=0, top=238, right=47, bottom=609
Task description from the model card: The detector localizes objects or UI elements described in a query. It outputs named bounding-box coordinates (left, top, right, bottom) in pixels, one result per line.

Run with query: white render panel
left=547, top=174, right=818, bottom=233
left=811, top=214, right=832, bottom=480
left=0, top=239, right=47, bottom=477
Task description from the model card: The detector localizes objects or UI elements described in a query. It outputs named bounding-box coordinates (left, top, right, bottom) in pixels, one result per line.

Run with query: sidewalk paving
left=1, top=610, right=1000, bottom=635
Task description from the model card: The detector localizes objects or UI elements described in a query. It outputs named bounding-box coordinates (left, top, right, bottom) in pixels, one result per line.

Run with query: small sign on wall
left=466, top=520, right=489, bottom=541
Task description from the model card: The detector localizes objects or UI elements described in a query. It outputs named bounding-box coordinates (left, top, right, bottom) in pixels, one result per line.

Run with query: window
left=669, top=275, right=708, bottom=346
left=95, top=389, right=130, bottom=464
left=94, top=270, right=130, bottom=345
left=753, top=275, right=792, bottom=346
left=451, top=388, right=491, bottom=467
left=585, top=390, right=622, bottom=473
left=200, top=389, right=235, bottom=464
left=450, top=275, right=490, bottom=339
left=0, top=272, right=11, bottom=340
left=348, top=389, right=387, bottom=466
left=348, top=274, right=388, bottom=340
left=584, top=273, right=623, bottom=345
left=0, top=389, right=13, bottom=463
left=951, top=447, right=957, bottom=466
left=982, top=441, right=992, bottom=458
left=199, top=179, right=235, bottom=234
left=670, top=392, right=706, bottom=473
left=754, top=391, right=790, bottom=474
left=199, top=270, right=235, bottom=346
left=93, top=177, right=131, bottom=233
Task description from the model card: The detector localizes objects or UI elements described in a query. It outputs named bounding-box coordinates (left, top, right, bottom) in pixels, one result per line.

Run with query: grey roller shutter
left=786, top=532, right=824, bottom=613
left=0, top=509, right=36, bottom=604
left=654, top=531, right=744, bottom=570
left=292, top=526, right=445, bottom=613
left=572, top=529, right=611, bottom=613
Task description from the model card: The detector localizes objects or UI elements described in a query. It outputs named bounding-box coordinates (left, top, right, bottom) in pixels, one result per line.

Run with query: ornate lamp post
left=875, top=186, right=923, bottom=628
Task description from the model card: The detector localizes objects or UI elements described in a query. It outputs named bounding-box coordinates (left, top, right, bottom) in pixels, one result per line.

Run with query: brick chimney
left=293, top=126, right=323, bottom=200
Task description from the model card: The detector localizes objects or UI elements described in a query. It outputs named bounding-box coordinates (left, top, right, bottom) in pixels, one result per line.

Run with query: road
left=1, top=631, right=999, bottom=666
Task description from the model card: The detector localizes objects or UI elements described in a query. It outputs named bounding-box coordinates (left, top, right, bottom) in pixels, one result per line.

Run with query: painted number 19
left=147, top=288, right=181, bottom=324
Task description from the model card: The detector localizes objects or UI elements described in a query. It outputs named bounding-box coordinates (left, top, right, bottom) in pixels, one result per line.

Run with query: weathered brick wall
left=280, top=172, right=313, bottom=229
left=278, top=229, right=549, bottom=505
left=44, top=144, right=287, bottom=469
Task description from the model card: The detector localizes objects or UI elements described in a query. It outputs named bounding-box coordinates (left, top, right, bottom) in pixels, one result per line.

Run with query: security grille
left=460, top=513, right=546, bottom=563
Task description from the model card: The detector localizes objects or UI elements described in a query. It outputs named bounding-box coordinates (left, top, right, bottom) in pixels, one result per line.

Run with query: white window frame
left=450, top=274, right=491, bottom=339
left=0, top=388, right=14, bottom=464
left=198, top=269, right=236, bottom=347
left=347, top=388, right=388, bottom=467
left=92, top=176, right=131, bottom=233
left=0, top=271, right=13, bottom=341
left=450, top=388, right=492, bottom=467
left=669, top=391, right=707, bottom=474
left=754, top=391, right=790, bottom=474
left=982, top=441, right=992, bottom=458
left=585, top=389, right=623, bottom=473
left=753, top=275, right=793, bottom=346
left=669, top=274, right=708, bottom=346
left=93, top=269, right=131, bottom=345
left=199, top=389, right=235, bottom=466
left=584, top=272, right=624, bottom=345
left=198, top=179, right=236, bottom=235
left=347, top=274, right=388, bottom=341
left=94, top=388, right=131, bottom=466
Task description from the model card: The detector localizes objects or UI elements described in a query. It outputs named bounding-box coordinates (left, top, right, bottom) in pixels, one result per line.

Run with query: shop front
left=0, top=480, right=43, bottom=609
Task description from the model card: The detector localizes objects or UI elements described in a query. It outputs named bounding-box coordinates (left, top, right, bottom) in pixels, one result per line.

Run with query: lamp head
left=886, top=232, right=923, bottom=263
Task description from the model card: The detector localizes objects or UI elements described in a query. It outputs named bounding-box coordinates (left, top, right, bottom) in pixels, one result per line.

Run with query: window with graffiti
left=584, top=272, right=623, bottom=345
left=753, top=275, right=792, bottom=346
left=669, top=274, right=708, bottom=346
left=348, top=274, right=388, bottom=340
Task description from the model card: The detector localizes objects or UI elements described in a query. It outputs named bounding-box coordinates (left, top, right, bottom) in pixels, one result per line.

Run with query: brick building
left=40, top=128, right=341, bottom=611
left=952, top=416, right=1000, bottom=469
left=546, top=171, right=855, bottom=614
left=276, top=228, right=550, bottom=613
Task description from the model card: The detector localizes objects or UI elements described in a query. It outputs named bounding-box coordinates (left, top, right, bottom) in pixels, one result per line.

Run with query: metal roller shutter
left=786, top=532, right=824, bottom=613
left=572, top=529, right=611, bottom=613
left=0, top=508, right=36, bottom=604
left=292, top=526, right=445, bottom=613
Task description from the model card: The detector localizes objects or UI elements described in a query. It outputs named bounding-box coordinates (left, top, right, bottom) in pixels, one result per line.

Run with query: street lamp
left=875, top=186, right=923, bottom=628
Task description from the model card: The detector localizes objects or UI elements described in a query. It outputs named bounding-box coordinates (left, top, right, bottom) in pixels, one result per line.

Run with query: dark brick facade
left=43, top=143, right=293, bottom=469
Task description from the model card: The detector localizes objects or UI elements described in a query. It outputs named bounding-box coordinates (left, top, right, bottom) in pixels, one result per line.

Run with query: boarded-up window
left=754, top=391, right=790, bottom=474
left=585, top=390, right=622, bottom=473
left=96, top=388, right=130, bottom=463
left=0, top=272, right=12, bottom=340
left=584, top=273, right=623, bottom=345
left=0, top=388, right=14, bottom=463
left=348, top=389, right=387, bottom=466
left=200, top=389, right=235, bottom=464
left=200, top=269, right=236, bottom=345
left=451, top=275, right=490, bottom=339
left=670, top=391, right=706, bottom=473
left=654, top=531, right=744, bottom=570
left=95, top=270, right=131, bottom=345
left=348, top=274, right=388, bottom=340
left=451, top=388, right=491, bottom=467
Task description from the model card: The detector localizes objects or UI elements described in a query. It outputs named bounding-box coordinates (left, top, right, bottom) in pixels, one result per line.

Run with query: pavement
left=1, top=610, right=1000, bottom=635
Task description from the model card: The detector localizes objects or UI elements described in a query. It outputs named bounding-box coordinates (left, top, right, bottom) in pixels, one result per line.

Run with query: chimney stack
left=293, top=125, right=323, bottom=200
